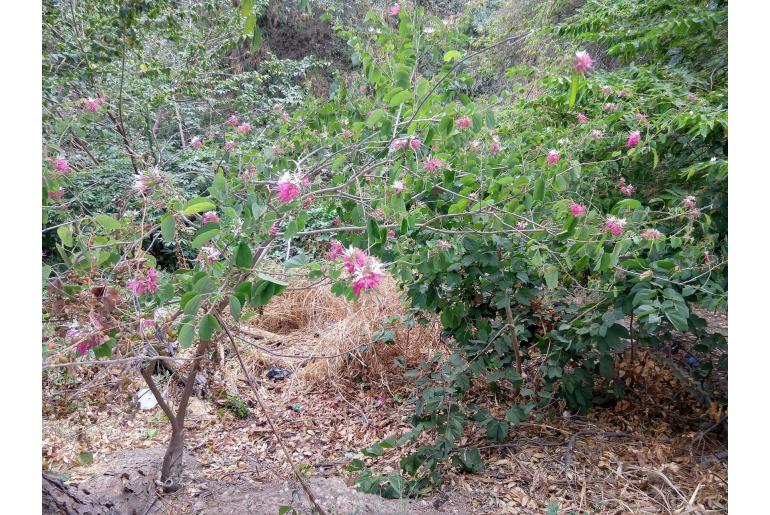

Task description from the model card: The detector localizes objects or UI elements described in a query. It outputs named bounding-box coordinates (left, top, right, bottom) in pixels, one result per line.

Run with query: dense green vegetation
left=43, top=0, right=727, bottom=497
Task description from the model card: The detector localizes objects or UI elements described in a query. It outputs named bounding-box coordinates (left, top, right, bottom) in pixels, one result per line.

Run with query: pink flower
left=437, top=240, right=452, bottom=250
left=342, top=129, right=353, bottom=138
left=269, top=222, right=281, bottom=237
left=456, top=117, right=471, bottom=129
left=643, top=228, right=663, bottom=240
left=190, top=136, right=203, bottom=150
left=202, top=211, right=220, bottom=224
left=390, top=3, right=401, bottom=16
left=227, top=115, right=239, bottom=126
left=53, top=158, right=70, bottom=174
left=133, top=170, right=161, bottom=194
left=470, top=140, right=481, bottom=152
left=577, top=113, right=588, bottom=124
left=236, top=122, right=251, bottom=134
left=682, top=195, right=697, bottom=209
left=391, top=138, right=408, bottom=151
left=635, top=113, right=648, bottom=123
left=569, top=202, right=587, bottom=216
left=626, top=131, right=641, bottom=148
left=573, top=50, right=593, bottom=75
left=618, top=177, right=635, bottom=196
left=490, top=137, right=501, bottom=155
left=605, top=216, right=626, bottom=236
left=343, top=247, right=368, bottom=274
left=139, top=318, right=155, bottom=335
left=76, top=332, right=106, bottom=355
left=282, top=112, right=290, bottom=122
left=392, top=180, right=405, bottom=193
left=590, top=129, right=605, bottom=140
left=687, top=92, right=697, bottom=101
left=352, top=256, right=384, bottom=296
left=423, top=157, right=444, bottom=172
left=409, top=138, right=422, bottom=150
left=327, top=240, right=345, bottom=260
left=387, top=229, right=396, bottom=239
left=618, top=88, right=630, bottom=98
left=48, top=188, right=65, bottom=201
left=547, top=149, right=561, bottom=165
left=224, top=140, right=235, bottom=151
left=514, top=221, right=528, bottom=233
left=600, top=85, right=613, bottom=96
left=276, top=182, right=300, bottom=203
left=83, top=97, right=104, bottom=112
left=200, top=245, right=221, bottom=264
left=126, top=279, right=147, bottom=296
left=603, top=103, right=618, bottom=112
left=145, top=268, right=159, bottom=294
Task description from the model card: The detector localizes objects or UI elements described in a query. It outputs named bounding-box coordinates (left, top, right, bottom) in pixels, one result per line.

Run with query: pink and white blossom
left=392, top=180, right=405, bottom=193
left=236, top=122, right=251, bottom=134
left=343, top=246, right=367, bottom=274
left=190, top=136, right=203, bottom=150
left=48, top=188, right=65, bottom=201
left=490, top=137, right=501, bottom=155
left=53, top=158, right=71, bottom=173
left=643, top=228, right=663, bottom=240
left=327, top=240, right=345, bottom=260
left=200, top=245, right=222, bottom=264
left=626, top=130, right=641, bottom=148
left=573, top=50, right=593, bottom=74
left=390, top=3, right=401, bottom=16
left=577, top=113, right=588, bottom=124
left=409, top=138, right=422, bottom=150
left=682, top=195, right=697, bottom=209
left=635, top=112, right=648, bottom=123
left=456, top=117, right=471, bottom=129
left=603, top=102, right=618, bottom=112
left=423, top=157, right=444, bottom=172
left=600, top=85, right=613, bottom=96
left=201, top=211, right=220, bottom=224
left=276, top=172, right=305, bottom=203
left=227, top=115, right=239, bottom=126
left=352, top=256, right=384, bottom=296
left=390, top=138, right=408, bottom=151
left=547, top=149, right=561, bottom=165
left=570, top=202, right=587, bottom=216
left=605, top=216, right=626, bottom=236
left=224, top=140, right=235, bottom=151
left=590, top=129, right=605, bottom=140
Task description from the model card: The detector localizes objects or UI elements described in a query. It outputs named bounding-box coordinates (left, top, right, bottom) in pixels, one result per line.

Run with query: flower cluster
left=423, top=157, right=444, bottom=172
left=547, top=149, right=561, bottom=165
left=83, top=97, right=106, bottom=112
left=200, top=245, right=221, bottom=265
left=456, top=117, right=471, bottom=130
left=53, top=158, right=70, bottom=174
left=626, top=130, right=641, bottom=148
left=201, top=211, right=219, bottom=224
left=133, top=169, right=163, bottom=195
left=618, top=177, right=635, bottom=197
left=126, top=268, right=160, bottom=296
left=67, top=317, right=107, bottom=355
left=328, top=245, right=384, bottom=296
left=573, top=50, right=593, bottom=74
left=276, top=172, right=310, bottom=203
left=605, top=216, right=626, bottom=236
left=190, top=136, right=203, bottom=150
left=570, top=202, right=587, bottom=216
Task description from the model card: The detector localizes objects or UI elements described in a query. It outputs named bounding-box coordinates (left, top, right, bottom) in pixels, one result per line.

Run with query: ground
left=43, top=283, right=727, bottom=514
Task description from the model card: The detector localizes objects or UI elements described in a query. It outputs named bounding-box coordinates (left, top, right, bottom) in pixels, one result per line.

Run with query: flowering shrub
left=43, top=0, right=726, bottom=497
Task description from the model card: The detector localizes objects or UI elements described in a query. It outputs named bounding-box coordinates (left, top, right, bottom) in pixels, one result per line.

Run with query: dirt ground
left=43, top=292, right=727, bottom=514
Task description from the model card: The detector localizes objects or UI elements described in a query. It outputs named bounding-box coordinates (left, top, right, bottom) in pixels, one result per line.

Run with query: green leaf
left=251, top=25, right=262, bottom=50
left=235, top=242, right=252, bottom=269
left=366, top=109, right=386, bottom=128
left=183, top=293, right=203, bottom=316
left=182, top=197, right=216, bottom=216
left=57, top=225, right=73, bottom=247
left=243, top=13, right=256, bottom=37
left=160, top=214, right=175, bottom=241
left=92, top=338, right=115, bottom=358
left=388, top=89, right=411, bottom=107
left=194, top=276, right=217, bottom=294
left=613, top=198, right=641, bottom=213
left=78, top=452, right=93, bottom=465
left=199, top=314, right=221, bottom=341
left=544, top=265, right=559, bottom=289
left=178, top=320, right=195, bottom=348
left=257, top=272, right=288, bottom=287
left=443, top=50, right=461, bottom=62
left=229, top=296, right=242, bottom=320
left=568, top=71, right=579, bottom=107
left=93, top=214, right=121, bottom=231
left=533, top=177, right=545, bottom=202
left=192, top=228, right=219, bottom=249
left=240, top=0, right=254, bottom=16
left=486, top=419, right=508, bottom=442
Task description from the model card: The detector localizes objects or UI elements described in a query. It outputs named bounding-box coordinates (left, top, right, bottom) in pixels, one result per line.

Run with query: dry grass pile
left=235, top=273, right=446, bottom=385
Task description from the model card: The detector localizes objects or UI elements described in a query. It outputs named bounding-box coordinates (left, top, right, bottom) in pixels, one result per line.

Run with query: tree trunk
left=159, top=427, right=185, bottom=489
left=42, top=473, right=114, bottom=514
